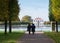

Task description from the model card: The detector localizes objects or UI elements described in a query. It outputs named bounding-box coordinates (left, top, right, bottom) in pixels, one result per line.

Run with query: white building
left=33, top=17, right=43, bottom=27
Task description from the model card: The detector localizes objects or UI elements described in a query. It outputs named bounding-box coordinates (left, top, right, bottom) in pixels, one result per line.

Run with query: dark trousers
left=32, top=32, right=34, bottom=34
left=29, top=31, right=30, bottom=34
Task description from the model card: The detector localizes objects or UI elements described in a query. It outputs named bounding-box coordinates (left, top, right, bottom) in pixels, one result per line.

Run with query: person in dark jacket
left=27, top=23, right=31, bottom=34
left=31, top=23, right=36, bottom=34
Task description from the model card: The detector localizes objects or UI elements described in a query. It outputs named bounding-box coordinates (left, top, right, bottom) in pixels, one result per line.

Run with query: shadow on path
left=16, top=32, right=55, bottom=43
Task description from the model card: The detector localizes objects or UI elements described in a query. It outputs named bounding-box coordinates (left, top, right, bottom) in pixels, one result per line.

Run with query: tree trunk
left=9, top=0, right=12, bottom=33
left=5, top=20, right=7, bottom=34
left=56, top=21, right=58, bottom=32
left=51, top=21, right=55, bottom=32
left=9, top=19, right=12, bottom=33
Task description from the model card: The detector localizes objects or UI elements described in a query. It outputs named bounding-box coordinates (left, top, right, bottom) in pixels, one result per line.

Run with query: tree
left=54, top=0, right=60, bottom=32
left=0, top=0, right=8, bottom=34
left=0, top=0, right=20, bottom=34
left=49, top=0, right=56, bottom=32
left=8, top=0, right=20, bottom=33
left=21, top=15, right=33, bottom=23
left=49, top=0, right=60, bottom=32
left=49, top=0, right=55, bottom=21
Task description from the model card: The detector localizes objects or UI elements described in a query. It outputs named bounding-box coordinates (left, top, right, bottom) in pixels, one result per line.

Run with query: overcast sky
left=18, top=0, right=49, bottom=21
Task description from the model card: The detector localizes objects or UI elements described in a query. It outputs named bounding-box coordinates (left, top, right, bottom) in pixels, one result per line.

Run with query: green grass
left=0, top=32, right=24, bottom=43
left=44, top=32, right=60, bottom=43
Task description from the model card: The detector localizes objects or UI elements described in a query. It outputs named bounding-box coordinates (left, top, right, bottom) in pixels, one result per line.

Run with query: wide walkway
left=16, top=32, right=55, bottom=43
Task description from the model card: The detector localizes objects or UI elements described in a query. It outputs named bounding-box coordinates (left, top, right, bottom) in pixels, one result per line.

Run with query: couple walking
left=27, top=23, right=36, bottom=35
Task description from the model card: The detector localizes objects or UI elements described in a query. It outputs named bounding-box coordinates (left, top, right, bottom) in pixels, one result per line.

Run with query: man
left=31, top=23, right=36, bottom=34
left=27, top=23, right=31, bottom=34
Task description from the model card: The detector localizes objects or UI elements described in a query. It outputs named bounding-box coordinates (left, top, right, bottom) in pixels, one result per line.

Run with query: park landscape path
left=16, top=32, right=55, bottom=43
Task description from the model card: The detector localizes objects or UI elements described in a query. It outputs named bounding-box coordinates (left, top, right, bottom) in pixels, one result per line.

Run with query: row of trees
left=0, top=0, right=20, bottom=34
left=49, top=0, right=60, bottom=32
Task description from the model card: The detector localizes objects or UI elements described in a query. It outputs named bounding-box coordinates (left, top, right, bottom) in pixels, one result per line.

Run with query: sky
left=18, top=0, right=49, bottom=21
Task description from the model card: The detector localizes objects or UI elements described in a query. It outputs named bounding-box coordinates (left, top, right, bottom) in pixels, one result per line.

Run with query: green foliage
left=45, top=32, right=60, bottom=43
left=0, top=32, right=24, bottom=43
left=44, top=21, right=51, bottom=25
left=11, top=21, right=29, bottom=25
left=0, top=0, right=20, bottom=21
left=9, top=0, right=20, bottom=21
left=49, top=0, right=55, bottom=21
left=0, top=0, right=8, bottom=21
left=19, top=22, right=29, bottom=25
left=49, top=0, right=60, bottom=21
left=21, top=15, right=33, bottom=23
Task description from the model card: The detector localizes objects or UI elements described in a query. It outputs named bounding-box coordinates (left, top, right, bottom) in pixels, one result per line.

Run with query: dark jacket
left=31, top=24, right=36, bottom=32
left=27, top=24, right=31, bottom=31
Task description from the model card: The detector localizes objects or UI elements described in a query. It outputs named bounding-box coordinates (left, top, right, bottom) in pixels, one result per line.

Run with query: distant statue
left=31, top=23, right=36, bottom=34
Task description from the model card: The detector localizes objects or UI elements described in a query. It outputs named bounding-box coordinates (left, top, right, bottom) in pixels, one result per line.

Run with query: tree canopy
left=0, top=0, right=20, bottom=34
left=0, top=0, right=8, bottom=21
left=21, top=15, right=33, bottom=23
left=49, top=0, right=60, bottom=21
left=0, top=0, right=20, bottom=21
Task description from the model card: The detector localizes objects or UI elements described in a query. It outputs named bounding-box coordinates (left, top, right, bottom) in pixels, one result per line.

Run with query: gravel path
left=16, top=32, right=55, bottom=43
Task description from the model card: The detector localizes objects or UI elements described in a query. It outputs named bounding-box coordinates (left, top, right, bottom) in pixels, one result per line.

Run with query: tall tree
left=0, top=0, right=20, bottom=34
left=49, top=0, right=55, bottom=32
left=0, top=0, right=8, bottom=34
left=49, top=0, right=55, bottom=21
left=8, top=0, right=20, bottom=33
left=49, top=0, right=60, bottom=32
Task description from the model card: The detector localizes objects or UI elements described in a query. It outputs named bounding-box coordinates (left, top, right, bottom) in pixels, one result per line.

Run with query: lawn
left=0, top=32, right=24, bottom=43
left=44, top=32, right=60, bottom=43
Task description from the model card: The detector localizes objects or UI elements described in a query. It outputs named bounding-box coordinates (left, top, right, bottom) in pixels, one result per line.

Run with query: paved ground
left=16, top=32, right=55, bottom=43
